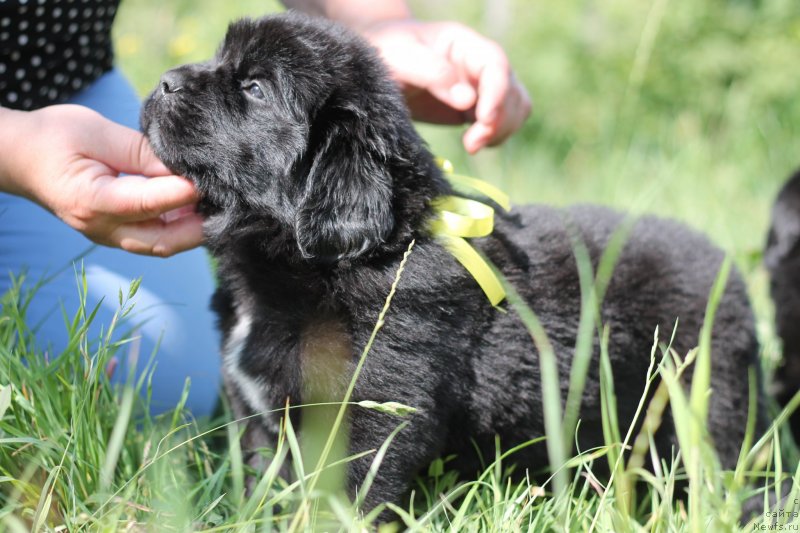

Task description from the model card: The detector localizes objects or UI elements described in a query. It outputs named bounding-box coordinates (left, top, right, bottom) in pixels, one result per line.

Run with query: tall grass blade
left=563, top=219, right=634, bottom=454
left=499, top=275, right=567, bottom=497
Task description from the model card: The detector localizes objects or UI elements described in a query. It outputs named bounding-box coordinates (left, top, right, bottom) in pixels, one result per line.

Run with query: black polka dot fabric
left=0, top=0, right=120, bottom=110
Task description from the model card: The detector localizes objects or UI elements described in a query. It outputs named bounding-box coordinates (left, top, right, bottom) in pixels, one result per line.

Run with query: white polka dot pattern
left=0, top=0, right=119, bottom=110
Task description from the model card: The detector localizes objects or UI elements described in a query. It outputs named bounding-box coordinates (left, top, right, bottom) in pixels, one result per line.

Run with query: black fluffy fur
left=766, top=170, right=800, bottom=441
left=142, top=13, right=768, bottom=513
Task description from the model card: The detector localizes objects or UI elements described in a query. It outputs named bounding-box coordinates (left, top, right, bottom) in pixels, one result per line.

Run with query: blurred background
left=114, top=0, right=800, bottom=335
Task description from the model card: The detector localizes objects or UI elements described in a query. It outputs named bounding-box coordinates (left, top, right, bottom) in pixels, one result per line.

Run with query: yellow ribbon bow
left=429, top=158, right=510, bottom=306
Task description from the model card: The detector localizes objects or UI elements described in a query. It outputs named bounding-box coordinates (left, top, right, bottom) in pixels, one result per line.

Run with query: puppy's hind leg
left=706, top=330, right=766, bottom=471
left=346, top=407, right=447, bottom=522
left=702, top=277, right=789, bottom=520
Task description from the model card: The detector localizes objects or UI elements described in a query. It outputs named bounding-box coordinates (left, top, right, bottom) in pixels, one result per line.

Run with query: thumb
left=85, top=119, right=171, bottom=177
left=385, top=39, right=477, bottom=111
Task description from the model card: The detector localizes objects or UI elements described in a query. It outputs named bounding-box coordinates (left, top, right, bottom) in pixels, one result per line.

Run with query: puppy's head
left=142, top=13, right=442, bottom=262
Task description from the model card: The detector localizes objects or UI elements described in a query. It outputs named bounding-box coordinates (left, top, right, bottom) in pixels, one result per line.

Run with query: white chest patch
left=222, top=302, right=278, bottom=429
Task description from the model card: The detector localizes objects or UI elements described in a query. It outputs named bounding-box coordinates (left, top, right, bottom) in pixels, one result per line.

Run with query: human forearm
left=0, top=107, right=38, bottom=198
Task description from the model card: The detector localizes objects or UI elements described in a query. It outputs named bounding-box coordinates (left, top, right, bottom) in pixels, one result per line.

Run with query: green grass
left=1, top=251, right=798, bottom=531
left=3, top=0, right=800, bottom=530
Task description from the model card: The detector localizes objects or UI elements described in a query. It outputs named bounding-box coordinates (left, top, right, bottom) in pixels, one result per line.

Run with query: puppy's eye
left=243, top=82, right=265, bottom=100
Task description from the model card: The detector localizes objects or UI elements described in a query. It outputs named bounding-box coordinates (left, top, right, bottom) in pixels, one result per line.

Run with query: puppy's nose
left=160, top=69, right=186, bottom=95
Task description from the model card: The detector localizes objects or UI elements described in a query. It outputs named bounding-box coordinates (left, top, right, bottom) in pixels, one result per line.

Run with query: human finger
left=373, top=26, right=477, bottom=111
left=463, top=75, right=531, bottom=152
left=111, top=212, right=205, bottom=257
left=474, top=59, right=511, bottom=127
left=83, top=118, right=172, bottom=176
left=90, top=174, right=199, bottom=221
left=485, top=78, right=532, bottom=146
left=462, top=121, right=495, bottom=154
left=405, top=90, right=476, bottom=124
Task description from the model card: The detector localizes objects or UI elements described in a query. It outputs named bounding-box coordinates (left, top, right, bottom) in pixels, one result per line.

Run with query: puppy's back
left=486, top=204, right=761, bottom=467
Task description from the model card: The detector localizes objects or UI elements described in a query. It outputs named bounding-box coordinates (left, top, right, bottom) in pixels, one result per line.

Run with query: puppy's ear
left=765, top=216, right=800, bottom=271
left=766, top=171, right=800, bottom=271
left=294, top=131, right=395, bottom=262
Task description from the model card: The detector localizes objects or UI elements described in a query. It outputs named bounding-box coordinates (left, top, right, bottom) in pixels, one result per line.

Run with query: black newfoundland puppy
left=142, top=13, right=766, bottom=511
left=766, top=170, right=800, bottom=440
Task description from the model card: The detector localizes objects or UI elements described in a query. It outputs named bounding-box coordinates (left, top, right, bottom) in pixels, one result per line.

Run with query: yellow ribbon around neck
left=429, top=158, right=509, bottom=306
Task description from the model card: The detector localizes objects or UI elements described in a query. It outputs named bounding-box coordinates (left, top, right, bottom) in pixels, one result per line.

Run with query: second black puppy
left=766, top=170, right=800, bottom=441
left=142, top=13, right=766, bottom=511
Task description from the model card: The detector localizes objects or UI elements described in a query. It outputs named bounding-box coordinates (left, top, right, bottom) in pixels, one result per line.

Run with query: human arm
left=0, top=105, right=203, bottom=257
left=282, top=0, right=531, bottom=153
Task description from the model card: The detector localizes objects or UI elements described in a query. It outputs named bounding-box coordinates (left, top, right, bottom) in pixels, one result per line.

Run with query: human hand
left=361, top=19, right=532, bottom=153
left=0, top=105, right=203, bottom=257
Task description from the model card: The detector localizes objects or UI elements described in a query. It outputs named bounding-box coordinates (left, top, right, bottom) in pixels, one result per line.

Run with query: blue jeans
left=0, top=69, right=221, bottom=416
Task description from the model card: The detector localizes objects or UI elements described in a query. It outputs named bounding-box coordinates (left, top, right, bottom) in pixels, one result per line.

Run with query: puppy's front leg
left=222, top=369, right=289, bottom=487
left=298, top=318, right=444, bottom=513
left=225, top=340, right=444, bottom=517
